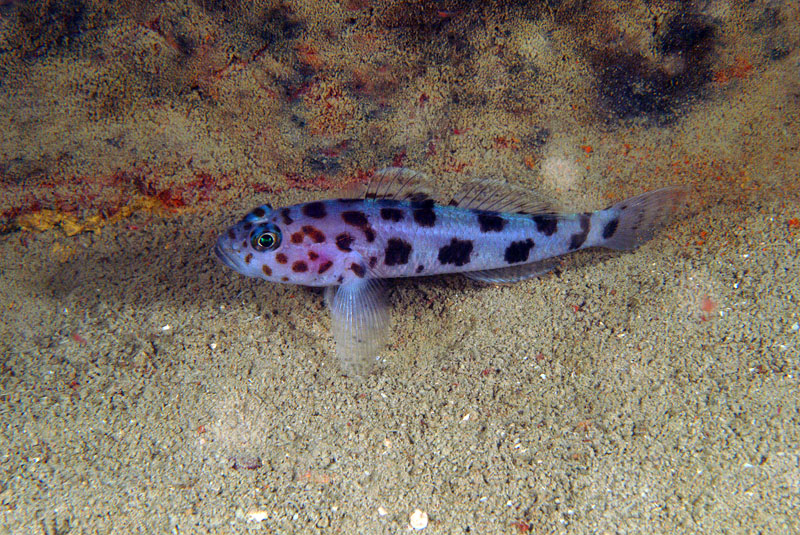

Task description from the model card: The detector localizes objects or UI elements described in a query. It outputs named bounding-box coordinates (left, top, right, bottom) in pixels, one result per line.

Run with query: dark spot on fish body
left=369, top=256, right=378, bottom=268
left=291, top=232, right=304, bottom=244
left=380, top=207, right=405, bottom=222
left=350, top=263, right=366, bottom=278
left=243, top=222, right=253, bottom=231
left=244, top=253, right=253, bottom=264
left=477, top=213, right=506, bottom=232
left=342, top=210, right=369, bottom=228
left=342, top=210, right=375, bottom=242
left=281, top=208, right=294, bottom=225
left=281, top=276, right=289, bottom=282
left=438, top=238, right=473, bottom=267
left=252, top=207, right=266, bottom=218
left=413, top=199, right=436, bottom=227
left=301, top=225, right=326, bottom=243
left=262, top=264, right=272, bottom=276
left=308, top=251, right=319, bottom=260
left=569, top=214, right=591, bottom=250
left=276, top=253, right=288, bottom=264
left=302, top=201, right=327, bottom=219
left=384, top=238, right=412, bottom=266
left=336, top=233, right=354, bottom=252
left=416, top=265, right=425, bottom=273
left=602, top=218, right=619, bottom=240
left=227, top=229, right=236, bottom=240
left=292, top=261, right=309, bottom=273
left=504, top=239, right=534, bottom=264
left=533, top=215, right=558, bottom=236
left=318, top=260, right=333, bottom=274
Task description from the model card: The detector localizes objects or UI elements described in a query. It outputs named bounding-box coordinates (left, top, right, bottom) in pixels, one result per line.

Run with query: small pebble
left=409, top=509, right=428, bottom=530
left=246, top=510, right=269, bottom=522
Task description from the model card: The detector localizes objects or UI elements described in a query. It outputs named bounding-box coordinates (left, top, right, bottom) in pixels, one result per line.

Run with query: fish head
left=214, top=202, right=349, bottom=287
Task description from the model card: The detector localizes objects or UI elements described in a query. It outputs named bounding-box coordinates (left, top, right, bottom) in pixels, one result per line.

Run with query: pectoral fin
left=325, top=279, right=389, bottom=376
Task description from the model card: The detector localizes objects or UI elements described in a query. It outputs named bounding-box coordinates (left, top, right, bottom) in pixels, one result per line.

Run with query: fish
left=214, top=167, right=685, bottom=376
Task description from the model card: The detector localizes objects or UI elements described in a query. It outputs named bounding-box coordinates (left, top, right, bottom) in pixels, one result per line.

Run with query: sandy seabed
left=1, top=1, right=799, bottom=533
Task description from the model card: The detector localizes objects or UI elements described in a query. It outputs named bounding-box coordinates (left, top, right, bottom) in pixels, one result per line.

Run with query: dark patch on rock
left=591, top=13, right=716, bottom=123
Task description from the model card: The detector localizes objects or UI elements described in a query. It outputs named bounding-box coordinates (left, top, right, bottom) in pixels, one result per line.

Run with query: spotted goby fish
left=214, top=167, right=685, bottom=375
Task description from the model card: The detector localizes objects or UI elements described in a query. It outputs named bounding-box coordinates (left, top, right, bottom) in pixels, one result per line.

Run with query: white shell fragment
left=409, top=509, right=429, bottom=530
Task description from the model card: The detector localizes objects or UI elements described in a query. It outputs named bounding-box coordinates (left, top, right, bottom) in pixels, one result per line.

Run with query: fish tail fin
left=599, top=186, right=687, bottom=251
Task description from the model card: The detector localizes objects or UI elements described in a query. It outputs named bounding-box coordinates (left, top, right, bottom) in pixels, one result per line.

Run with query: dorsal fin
left=364, top=168, right=433, bottom=202
left=450, top=179, right=557, bottom=214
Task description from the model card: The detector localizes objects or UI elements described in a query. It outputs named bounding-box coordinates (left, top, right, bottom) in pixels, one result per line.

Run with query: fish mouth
left=213, top=242, right=238, bottom=270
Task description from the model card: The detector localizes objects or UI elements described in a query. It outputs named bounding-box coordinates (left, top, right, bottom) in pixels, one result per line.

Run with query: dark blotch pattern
left=227, top=229, right=236, bottom=240
left=416, top=265, right=425, bottom=273
left=533, top=215, right=559, bottom=236
left=380, top=207, right=404, bottom=222
left=302, top=201, right=327, bottom=219
left=276, top=253, right=288, bottom=264
left=342, top=210, right=375, bottom=242
left=602, top=218, right=619, bottom=240
left=244, top=253, right=253, bottom=264
left=569, top=214, right=591, bottom=250
left=504, top=239, right=535, bottom=264
left=413, top=199, right=436, bottom=227
left=291, top=232, right=303, bottom=244
left=281, top=208, right=293, bottom=225
left=262, top=264, right=272, bottom=276
left=350, top=263, right=366, bottom=278
left=292, top=261, right=308, bottom=273
left=438, top=238, right=473, bottom=267
left=318, top=260, right=333, bottom=274
left=369, top=256, right=378, bottom=268
left=477, top=213, right=506, bottom=233
left=301, top=225, right=326, bottom=243
left=252, top=207, right=266, bottom=218
left=308, top=251, right=319, bottom=260
left=342, top=210, right=369, bottom=227
left=336, top=233, right=354, bottom=252
left=384, top=238, right=412, bottom=266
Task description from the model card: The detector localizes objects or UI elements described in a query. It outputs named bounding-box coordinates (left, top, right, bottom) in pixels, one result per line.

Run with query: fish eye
left=251, top=225, right=281, bottom=251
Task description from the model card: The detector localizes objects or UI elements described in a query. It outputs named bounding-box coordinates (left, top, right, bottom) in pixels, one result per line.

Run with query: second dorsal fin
left=364, top=168, right=433, bottom=202
left=450, top=179, right=556, bottom=214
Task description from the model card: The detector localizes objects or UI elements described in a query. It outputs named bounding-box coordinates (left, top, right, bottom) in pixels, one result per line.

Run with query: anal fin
left=325, top=279, right=389, bottom=376
left=463, top=259, right=558, bottom=284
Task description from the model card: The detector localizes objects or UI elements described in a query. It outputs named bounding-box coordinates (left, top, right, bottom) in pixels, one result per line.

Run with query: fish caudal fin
left=599, top=187, right=687, bottom=251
